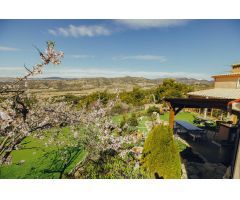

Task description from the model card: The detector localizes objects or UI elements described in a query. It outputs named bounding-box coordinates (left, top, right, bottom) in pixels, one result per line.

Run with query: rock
left=74, top=170, right=81, bottom=178
left=131, top=146, right=143, bottom=154
left=18, top=160, right=25, bottom=165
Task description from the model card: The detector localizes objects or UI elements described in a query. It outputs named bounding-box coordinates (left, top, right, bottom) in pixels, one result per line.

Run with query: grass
left=0, top=110, right=195, bottom=179
left=112, top=113, right=150, bottom=134
left=112, top=110, right=196, bottom=135
left=0, top=127, right=86, bottom=179
left=160, top=111, right=195, bottom=124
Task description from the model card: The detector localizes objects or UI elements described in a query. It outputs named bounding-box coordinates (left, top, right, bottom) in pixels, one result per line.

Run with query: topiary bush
left=141, top=125, right=181, bottom=179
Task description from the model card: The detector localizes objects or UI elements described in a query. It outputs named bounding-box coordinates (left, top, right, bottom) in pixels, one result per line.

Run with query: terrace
left=165, top=97, right=240, bottom=178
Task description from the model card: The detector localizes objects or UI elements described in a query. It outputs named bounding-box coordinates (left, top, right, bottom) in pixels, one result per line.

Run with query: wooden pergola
left=164, top=98, right=234, bottom=129
left=165, top=97, right=240, bottom=178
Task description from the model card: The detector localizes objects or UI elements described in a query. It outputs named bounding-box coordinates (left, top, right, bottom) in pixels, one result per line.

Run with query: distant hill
left=33, top=77, right=76, bottom=80
left=0, top=76, right=213, bottom=93
left=35, top=76, right=212, bottom=84
left=0, top=77, right=16, bottom=82
left=155, top=77, right=212, bottom=85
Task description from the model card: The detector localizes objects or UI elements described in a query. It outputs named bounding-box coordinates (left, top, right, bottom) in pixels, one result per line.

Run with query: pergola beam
left=165, top=98, right=233, bottom=110
left=165, top=97, right=234, bottom=129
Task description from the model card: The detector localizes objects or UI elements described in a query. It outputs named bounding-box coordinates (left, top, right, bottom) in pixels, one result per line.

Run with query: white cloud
left=0, top=67, right=25, bottom=77
left=113, top=55, right=166, bottom=62
left=0, top=66, right=210, bottom=80
left=48, top=20, right=189, bottom=38
left=69, top=54, right=95, bottom=59
left=48, top=25, right=111, bottom=37
left=48, top=29, right=57, bottom=36
left=0, top=46, right=20, bottom=51
left=114, top=19, right=189, bottom=29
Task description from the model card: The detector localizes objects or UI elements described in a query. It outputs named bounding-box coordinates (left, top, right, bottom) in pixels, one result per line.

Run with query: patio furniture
left=214, top=123, right=237, bottom=144
left=175, top=120, right=206, bottom=141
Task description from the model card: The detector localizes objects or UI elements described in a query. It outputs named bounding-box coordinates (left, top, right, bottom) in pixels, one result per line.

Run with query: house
left=188, top=63, right=240, bottom=122
left=188, top=63, right=240, bottom=100
left=164, top=63, right=240, bottom=178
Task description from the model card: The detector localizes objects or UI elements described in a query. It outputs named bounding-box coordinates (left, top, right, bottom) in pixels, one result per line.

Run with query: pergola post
left=232, top=114, right=238, bottom=124
left=169, top=105, right=175, bottom=130
left=203, top=108, right=207, bottom=119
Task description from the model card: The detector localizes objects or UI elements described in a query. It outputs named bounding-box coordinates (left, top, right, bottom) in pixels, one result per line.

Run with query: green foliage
left=0, top=126, right=86, bottom=178
left=111, top=102, right=129, bottom=115
left=128, top=113, right=138, bottom=126
left=120, top=115, right=127, bottom=128
left=118, top=114, right=138, bottom=135
left=111, top=103, right=123, bottom=115
left=119, top=113, right=138, bottom=128
left=141, top=125, right=181, bottom=179
left=154, top=79, right=193, bottom=103
left=63, top=94, right=81, bottom=105
left=147, top=106, right=160, bottom=115
left=175, top=139, right=188, bottom=152
left=120, top=87, right=147, bottom=106
left=0, top=98, right=5, bottom=103
left=119, top=114, right=138, bottom=135
left=121, top=142, right=135, bottom=149
left=76, top=90, right=114, bottom=108
left=80, top=149, right=147, bottom=179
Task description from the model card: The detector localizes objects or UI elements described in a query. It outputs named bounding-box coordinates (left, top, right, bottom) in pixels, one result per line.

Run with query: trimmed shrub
left=141, top=125, right=181, bottom=179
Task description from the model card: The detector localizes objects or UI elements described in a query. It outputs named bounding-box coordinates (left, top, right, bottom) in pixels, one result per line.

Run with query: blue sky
left=0, top=19, right=240, bottom=80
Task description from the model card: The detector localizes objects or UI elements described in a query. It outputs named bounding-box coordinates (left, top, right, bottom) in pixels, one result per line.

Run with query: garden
left=0, top=41, right=196, bottom=179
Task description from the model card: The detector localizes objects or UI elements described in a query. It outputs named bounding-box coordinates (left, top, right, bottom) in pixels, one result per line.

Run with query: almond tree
left=0, top=41, right=64, bottom=164
left=0, top=42, right=141, bottom=178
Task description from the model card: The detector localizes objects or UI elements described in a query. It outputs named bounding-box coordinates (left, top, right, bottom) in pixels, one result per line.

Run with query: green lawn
left=112, top=113, right=150, bottom=134
left=0, top=127, right=86, bottom=179
left=0, top=111, right=195, bottom=179
left=112, top=110, right=195, bottom=134
left=160, top=111, right=195, bottom=124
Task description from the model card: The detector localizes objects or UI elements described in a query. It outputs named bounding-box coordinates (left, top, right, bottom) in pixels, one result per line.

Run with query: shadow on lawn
left=23, top=146, right=83, bottom=179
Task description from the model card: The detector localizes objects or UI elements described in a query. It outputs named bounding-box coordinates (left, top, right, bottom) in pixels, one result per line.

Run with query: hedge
left=141, top=125, right=181, bottom=179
